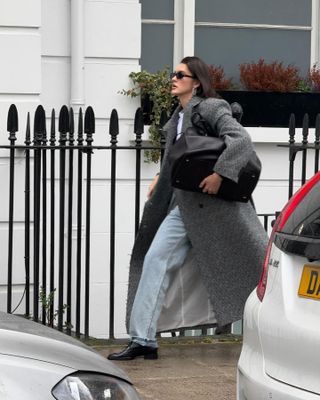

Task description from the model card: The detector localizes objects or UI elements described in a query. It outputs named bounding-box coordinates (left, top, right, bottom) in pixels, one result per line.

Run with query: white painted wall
left=0, top=0, right=316, bottom=339
left=251, top=127, right=317, bottom=216
left=0, top=0, right=144, bottom=338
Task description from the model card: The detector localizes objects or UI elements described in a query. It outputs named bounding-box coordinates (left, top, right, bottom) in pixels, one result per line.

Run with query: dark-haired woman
left=108, top=56, right=268, bottom=361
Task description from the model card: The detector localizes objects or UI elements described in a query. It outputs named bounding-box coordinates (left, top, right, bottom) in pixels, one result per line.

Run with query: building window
left=140, top=0, right=317, bottom=82
left=141, top=0, right=174, bottom=72
left=194, top=0, right=312, bottom=82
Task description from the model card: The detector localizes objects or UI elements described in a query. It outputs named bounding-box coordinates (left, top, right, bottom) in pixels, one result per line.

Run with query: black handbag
left=168, top=112, right=261, bottom=202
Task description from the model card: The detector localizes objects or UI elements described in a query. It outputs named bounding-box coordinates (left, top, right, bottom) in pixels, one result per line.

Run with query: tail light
left=256, top=217, right=279, bottom=301
left=257, top=171, right=320, bottom=302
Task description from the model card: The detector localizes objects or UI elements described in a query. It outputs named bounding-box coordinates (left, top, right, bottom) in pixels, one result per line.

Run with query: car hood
left=0, top=312, right=130, bottom=383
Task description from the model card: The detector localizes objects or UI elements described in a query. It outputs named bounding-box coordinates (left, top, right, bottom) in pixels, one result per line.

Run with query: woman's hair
left=180, top=56, right=216, bottom=98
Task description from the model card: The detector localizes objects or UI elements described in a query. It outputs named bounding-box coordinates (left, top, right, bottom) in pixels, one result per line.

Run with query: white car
left=237, top=172, right=320, bottom=400
left=0, top=311, right=140, bottom=399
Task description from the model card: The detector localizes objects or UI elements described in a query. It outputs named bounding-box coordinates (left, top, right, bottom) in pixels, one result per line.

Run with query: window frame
left=141, top=0, right=320, bottom=71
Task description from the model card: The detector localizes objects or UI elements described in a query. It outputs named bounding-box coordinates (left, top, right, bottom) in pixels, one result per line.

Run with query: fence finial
left=7, top=104, right=18, bottom=141
left=78, top=108, right=84, bottom=145
left=25, top=112, right=31, bottom=146
left=288, top=113, right=296, bottom=145
left=69, top=107, right=75, bottom=145
left=84, top=107, right=95, bottom=149
left=84, top=106, right=95, bottom=135
left=34, top=105, right=46, bottom=144
left=302, top=113, right=309, bottom=144
left=50, top=109, right=56, bottom=146
left=159, top=109, right=168, bottom=128
left=59, top=106, right=69, bottom=133
left=109, top=109, right=119, bottom=145
left=59, top=106, right=69, bottom=145
left=134, top=108, right=144, bottom=136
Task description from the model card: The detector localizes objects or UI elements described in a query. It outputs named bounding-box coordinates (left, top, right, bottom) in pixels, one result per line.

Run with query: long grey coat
left=126, top=95, right=268, bottom=331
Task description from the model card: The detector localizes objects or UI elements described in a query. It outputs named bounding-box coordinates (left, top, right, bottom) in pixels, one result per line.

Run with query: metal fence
left=2, top=104, right=318, bottom=339
left=2, top=104, right=169, bottom=339
left=279, top=113, right=320, bottom=198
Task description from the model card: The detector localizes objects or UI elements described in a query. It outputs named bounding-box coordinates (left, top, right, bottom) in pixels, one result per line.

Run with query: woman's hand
left=147, top=174, right=159, bottom=199
left=199, top=173, right=223, bottom=195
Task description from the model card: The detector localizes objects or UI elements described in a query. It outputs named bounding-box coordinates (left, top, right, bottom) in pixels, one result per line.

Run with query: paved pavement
left=94, top=337, right=242, bottom=400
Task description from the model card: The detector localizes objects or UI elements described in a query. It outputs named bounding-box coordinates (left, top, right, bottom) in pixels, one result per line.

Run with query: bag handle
left=191, top=101, right=244, bottom=137
left=191, top=110, right=216, bottom=137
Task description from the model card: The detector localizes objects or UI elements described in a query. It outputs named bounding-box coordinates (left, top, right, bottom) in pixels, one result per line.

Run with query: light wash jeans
left=129, top=206, right=191, bottom=348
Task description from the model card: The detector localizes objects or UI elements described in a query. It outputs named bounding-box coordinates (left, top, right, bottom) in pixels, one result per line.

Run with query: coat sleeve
left=199, top=98, right=254, bottom=183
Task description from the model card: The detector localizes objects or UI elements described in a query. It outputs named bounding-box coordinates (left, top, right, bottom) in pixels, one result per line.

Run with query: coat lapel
left=181, top=96, right=202, bottom=135
left=164, top=96, right=203, bottom=142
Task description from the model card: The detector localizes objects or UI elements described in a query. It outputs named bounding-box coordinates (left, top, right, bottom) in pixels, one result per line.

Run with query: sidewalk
left=93, top=336, right=242, bottom=400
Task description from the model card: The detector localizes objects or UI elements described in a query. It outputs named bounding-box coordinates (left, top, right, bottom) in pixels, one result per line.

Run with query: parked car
left=237, top=171, right=320, bottom=399
left=0, top=311, right=140, bottom=399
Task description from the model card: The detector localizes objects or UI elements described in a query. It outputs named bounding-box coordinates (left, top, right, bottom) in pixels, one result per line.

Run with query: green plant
left=239, top=59, right=301, bottom=92
left=297, top=79, right=312, bottom=92
left=39, top=287, right=70, bottom=328
left=120, top=68, right=176, bottom=163
left=208, top=65, right=233, bottom=90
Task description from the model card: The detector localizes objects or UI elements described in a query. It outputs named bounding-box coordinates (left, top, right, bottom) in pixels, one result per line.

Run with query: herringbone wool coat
left=126, top=96, right=268, bottom=331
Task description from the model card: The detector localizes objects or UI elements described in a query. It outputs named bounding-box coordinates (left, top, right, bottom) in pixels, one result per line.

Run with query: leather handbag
left=168, top=113, right=261, bottom=202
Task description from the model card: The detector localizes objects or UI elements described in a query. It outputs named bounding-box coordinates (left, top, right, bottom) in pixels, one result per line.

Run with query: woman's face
left=171, top=63, right=198, bottom=103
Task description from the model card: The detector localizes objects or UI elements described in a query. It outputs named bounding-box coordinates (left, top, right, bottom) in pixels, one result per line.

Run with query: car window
left=274, top=180, right=320, bottom=260
left=281, top=181, right=320, bottom=237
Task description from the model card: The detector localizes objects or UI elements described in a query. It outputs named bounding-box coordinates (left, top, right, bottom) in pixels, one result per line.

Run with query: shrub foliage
left=239, top=59, right=301, bottom=92
left=309, top=64, right=320, bottom=91
left=208, top=65, right=233, bottom=90
left=120, top=68, right=175, bottom=163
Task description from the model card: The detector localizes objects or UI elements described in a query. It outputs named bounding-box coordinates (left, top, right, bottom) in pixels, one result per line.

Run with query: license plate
left=298, top=264, right=320, bottom=300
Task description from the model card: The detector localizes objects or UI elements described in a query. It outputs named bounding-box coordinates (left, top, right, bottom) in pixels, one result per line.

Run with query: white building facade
left=0, top=0, right=320, bottom=338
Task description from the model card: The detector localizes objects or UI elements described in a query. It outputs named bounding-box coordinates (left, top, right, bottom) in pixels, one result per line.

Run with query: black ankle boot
left=107, top=342, right=158, bottom=361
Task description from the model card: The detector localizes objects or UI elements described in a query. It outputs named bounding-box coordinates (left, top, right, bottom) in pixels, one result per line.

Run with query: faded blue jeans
left=129, top=206, right=191, bottom=348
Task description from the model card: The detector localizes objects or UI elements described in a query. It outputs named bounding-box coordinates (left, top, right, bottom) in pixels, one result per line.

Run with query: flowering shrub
left=309, top=64, right=320, bottom=91
left=239, top=59, right=301, bottom=92
left=208, top=65, right=233, bottom=90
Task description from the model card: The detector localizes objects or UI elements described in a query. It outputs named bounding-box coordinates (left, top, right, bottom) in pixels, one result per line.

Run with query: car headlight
left=52, top=372, right=141, bottom=400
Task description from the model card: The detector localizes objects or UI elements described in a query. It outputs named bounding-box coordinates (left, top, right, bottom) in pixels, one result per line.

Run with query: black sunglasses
left=170, top=71, right=194, bottom=80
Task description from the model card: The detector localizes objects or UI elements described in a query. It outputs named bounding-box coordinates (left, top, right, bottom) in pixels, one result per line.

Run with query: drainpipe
left=70, top=0, right=85, bottom=111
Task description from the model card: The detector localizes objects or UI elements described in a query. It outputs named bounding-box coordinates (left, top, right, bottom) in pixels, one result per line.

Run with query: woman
left=108, top=56, right=268, bottom=361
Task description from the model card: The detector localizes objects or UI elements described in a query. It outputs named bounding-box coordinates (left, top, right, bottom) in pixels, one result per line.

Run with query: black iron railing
left=1, top=104, right=167, bottom=339
left=2, top=104, right=319, bottom=339
left=279, top=113, right=320, bottom=198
